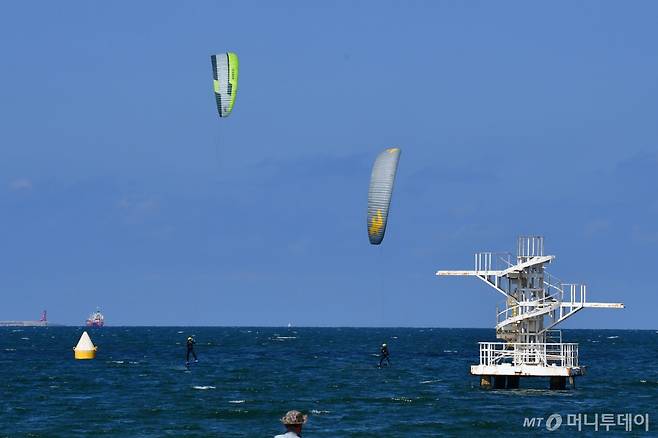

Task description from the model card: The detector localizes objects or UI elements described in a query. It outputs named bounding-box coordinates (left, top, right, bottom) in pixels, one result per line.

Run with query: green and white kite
left=211, top=52, right=239, bottom=118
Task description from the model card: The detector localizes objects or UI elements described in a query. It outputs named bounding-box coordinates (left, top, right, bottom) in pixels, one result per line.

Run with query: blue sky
left=1, top=1, right=657, bottom=328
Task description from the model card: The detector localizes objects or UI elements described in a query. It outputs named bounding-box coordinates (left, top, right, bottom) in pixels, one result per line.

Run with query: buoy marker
left=73, top=330, right=97, bottom=360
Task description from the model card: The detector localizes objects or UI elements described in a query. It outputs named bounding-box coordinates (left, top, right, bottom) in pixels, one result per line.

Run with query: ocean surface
left=1, top=327, right=656, bottom=437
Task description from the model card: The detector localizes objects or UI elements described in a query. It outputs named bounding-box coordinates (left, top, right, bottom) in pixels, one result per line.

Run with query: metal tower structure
left=437, top=236, right=624, bottom=389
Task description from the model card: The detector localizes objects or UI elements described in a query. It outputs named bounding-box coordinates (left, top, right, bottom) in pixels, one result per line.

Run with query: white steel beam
left=500, top=255, right=554, bottom=276
left=565, top=302, right=624, bottom=309
left=436, top=270, right=504, bottom=276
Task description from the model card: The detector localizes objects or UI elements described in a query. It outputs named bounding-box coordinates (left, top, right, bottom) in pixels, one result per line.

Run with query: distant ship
left=86, top=308, right=104, bottom=327
left=0, top=310, right=48, bottom=327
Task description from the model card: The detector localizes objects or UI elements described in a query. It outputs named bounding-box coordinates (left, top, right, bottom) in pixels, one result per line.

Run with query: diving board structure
left=437, top=236, right=624, bottom=389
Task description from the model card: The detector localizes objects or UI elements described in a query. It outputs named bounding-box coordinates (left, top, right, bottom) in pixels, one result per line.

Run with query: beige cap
left=281, top=410, right=308, bottom=425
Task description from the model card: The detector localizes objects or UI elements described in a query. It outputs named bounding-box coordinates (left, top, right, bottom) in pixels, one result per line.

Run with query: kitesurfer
left=186, top=336, right=198, bottom=365
left=274, top=410, right=307, bottom=438
left=379, top=343, right=391, bottom=367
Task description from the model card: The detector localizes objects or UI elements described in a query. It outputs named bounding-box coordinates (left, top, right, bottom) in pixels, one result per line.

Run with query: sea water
left=1, top=327, right=656, bottom=436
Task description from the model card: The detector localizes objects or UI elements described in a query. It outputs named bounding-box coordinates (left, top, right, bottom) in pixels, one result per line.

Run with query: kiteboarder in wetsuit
left=379, top=343, right=391, bottom=367
left=186, top=336, right=198, bottom=366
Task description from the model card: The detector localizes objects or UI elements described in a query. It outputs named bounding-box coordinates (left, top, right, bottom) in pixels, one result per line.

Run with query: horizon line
left=3, top=325, right=654, bottom=331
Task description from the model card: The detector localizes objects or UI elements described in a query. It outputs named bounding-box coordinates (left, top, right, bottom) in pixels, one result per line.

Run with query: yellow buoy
left=73, top=330, right=98, bottom=360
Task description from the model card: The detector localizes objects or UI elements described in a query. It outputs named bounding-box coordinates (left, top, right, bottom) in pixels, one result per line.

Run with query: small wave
left=177, top=331, right=184, bottom=334
left=4, top=348, right=16, bottom=352
left=193, top=385, right=216, bottom=390
left=311, top=409, right=330, bottom=414
left=392, top=397, right=413, bottom=403
left=20, top=337, right=29, bottom=340
left=229, top=400, right=245, bottom=404
left=640, top=380, right=647, bottom=383
left=275, top=336, right=297, bottom=340
left=607, top=336, right=619, bottom=339
left=443, top=350, right=458, bottom=353
left=11, top=329, right=23, bottom=332
left=420, top=379, right=441, bottom=384
left=111, top=360, right=125, bottom=364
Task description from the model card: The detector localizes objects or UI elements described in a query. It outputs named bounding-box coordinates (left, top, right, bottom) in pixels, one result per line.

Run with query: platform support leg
left=549, top=376, right=566, bottom=390
left=493, top=376, right=507, bottom=389
left=506, top=375, right=520, bottom=389
left=569, top=376, right=575, bottom=389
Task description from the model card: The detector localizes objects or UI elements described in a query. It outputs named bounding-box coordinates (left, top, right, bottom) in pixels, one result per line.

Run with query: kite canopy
left=367, top=148, right=401, bottom=245
left=211, top=52, right=239, bottom=117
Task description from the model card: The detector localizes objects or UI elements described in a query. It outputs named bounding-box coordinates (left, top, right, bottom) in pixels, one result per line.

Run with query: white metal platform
left=470, top=342, right=583, bottom=377
left=437, top=236, right=623, bottom=388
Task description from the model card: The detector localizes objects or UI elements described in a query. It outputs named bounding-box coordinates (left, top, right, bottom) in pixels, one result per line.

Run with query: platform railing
left=517, top=236, right=544, bottom=259
left=543, top=272, right=564, bottom=296
left=475, top=252, right=512, bottom=272
left=562, top=283, right=586, bottom=306
left=478, top=342, right=579, bottom=368
left=495, top=293, right=560, bottom=326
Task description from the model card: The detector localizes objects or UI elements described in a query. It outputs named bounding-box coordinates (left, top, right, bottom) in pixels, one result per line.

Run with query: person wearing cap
left=275, top=410, right=308, bottom=438
left=379, top=343, right=391, bottom=368
left=185, top=336, right=198, bottom=366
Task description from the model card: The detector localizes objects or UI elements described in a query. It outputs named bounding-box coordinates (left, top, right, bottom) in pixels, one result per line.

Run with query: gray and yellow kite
left=367, top=148, right=401, bottom=245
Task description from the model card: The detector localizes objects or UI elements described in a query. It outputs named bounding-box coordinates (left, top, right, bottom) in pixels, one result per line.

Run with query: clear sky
left=1, top=1, right=657, bottom=328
